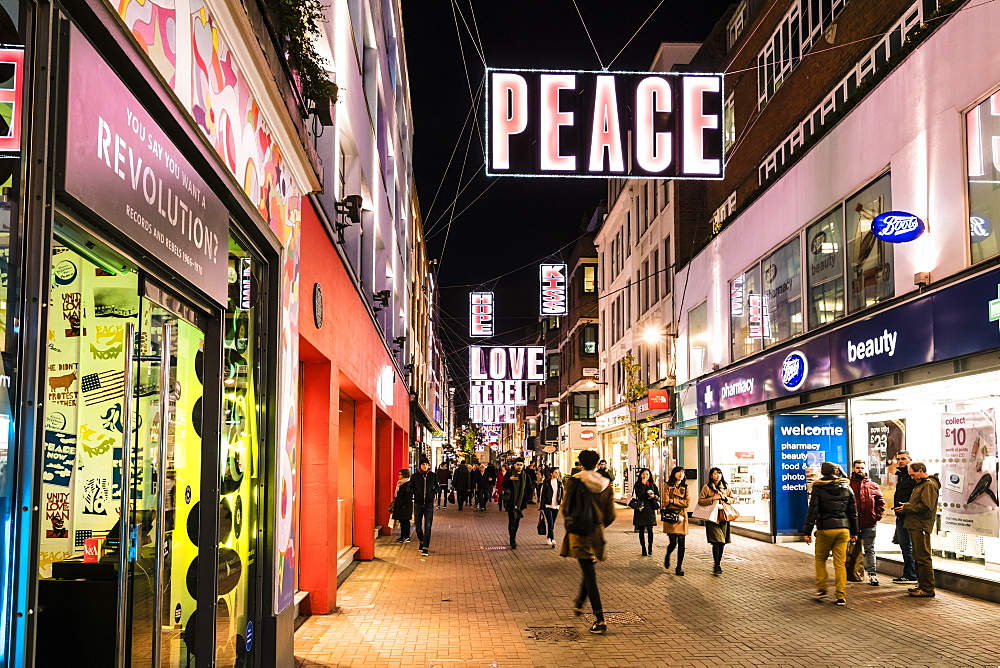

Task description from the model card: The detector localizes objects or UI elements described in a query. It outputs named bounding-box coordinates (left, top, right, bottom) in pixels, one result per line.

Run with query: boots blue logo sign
left=871, top=211, right=925, bottom=243
left=779, top=351, right=808, bottom=391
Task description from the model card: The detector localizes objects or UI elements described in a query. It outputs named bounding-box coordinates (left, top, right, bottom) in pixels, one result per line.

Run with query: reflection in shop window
left=806, top=208, right=845, bottom=328
left=687, top=302, right=708, bottom=378
left=730, top=264, right=763, bottom=361
left=968, top=90, right=1000, bottom=264
left=762, top=237, right=802, bottom=346
left=846, top=173, right=893, bottom=312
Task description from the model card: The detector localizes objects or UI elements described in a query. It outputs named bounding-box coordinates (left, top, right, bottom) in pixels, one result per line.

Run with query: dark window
left=582, top=324, right=598, bottom=355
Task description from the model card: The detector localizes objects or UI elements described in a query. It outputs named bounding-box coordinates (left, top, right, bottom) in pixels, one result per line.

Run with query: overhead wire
left=606, top=0, right=668, bottom=69
left=571, top=0, right=606, bottom=69
left=422, top=78, right=484, bottom=225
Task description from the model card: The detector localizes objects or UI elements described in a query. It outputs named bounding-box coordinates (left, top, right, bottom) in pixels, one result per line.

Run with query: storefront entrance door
left=38, top=235, right=208, bottom=668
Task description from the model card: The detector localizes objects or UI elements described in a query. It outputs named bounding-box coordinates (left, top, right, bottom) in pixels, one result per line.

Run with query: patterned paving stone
left=295, top=504, right=1000, bottom=668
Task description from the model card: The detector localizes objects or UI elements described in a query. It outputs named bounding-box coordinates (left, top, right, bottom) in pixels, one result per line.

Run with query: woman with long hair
left=662, top=466, right=691, bottom=575
left=699, top=466, right=736, bottom=574
left=630, top=468, right=659, bottom=556
left=539, top=467, right=563, bottom=547
left=391, top=469, right=413, bottom=543
left=495, top=464, right=508, bottom=510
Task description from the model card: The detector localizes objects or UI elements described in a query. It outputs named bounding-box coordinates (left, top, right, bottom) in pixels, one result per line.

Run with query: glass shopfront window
left=850, top=372, right=1000, bottom=582
left=730, top=264, right=763, bottom=361
left=968, top=90, right=1000, bottom=264
left=688, top=302, right=708, bottom=378
left=846, top=173, right=893, bottom=313
left=762, top=237, right=802, bottom=346
left=806, top=208, right=845, bottom=329
left=708, top=416, right=771, bottom=533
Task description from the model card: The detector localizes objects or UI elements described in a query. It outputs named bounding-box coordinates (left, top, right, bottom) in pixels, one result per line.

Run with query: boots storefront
left=696, top=263, right=1000, bottom=597
left=0, top=0, right=314, bottom=663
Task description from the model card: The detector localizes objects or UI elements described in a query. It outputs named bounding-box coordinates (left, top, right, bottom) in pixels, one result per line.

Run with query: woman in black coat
left=391, top=469, right=413, bottom=542
left=630, top=468, right=660, bottom=556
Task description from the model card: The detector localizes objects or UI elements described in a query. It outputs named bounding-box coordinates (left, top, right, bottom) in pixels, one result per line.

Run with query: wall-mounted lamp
left=914, top=272, right=931, bottom=288
left=373, top=290, right=391, bottom=310
left=334, top=195, right=363, bottom=244
left=584, top=380, right=608, bottom=388
left=393, top=336, right=407, bottom=348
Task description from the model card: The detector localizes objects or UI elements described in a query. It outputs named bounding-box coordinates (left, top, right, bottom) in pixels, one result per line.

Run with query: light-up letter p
left=491, top=72, right=527, bottom=170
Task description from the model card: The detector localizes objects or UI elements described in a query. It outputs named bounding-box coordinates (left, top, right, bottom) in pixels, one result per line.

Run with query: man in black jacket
left=452, top=462, right=471, bottom=510
left=503, top=458, right=532, bottom=548
left=410, top=459, right=437, bottom=556
left=891, top=451, right=919, bottom=584
left=802, top=463, right=858, bottom=606
left=470, top=464, right=485, bottom=511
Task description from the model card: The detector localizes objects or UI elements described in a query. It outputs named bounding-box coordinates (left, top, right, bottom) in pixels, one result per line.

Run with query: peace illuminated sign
left=487, top=68, right=724, bottom=179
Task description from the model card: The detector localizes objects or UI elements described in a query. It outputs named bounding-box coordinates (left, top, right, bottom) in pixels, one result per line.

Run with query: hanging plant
left=268, top=0, right=339, bottom=107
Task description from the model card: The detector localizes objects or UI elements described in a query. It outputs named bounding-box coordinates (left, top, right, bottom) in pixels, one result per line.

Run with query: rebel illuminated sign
left=487, top=68, right=724, bottom=179
left=470, top=291, right=494, bottom=337
left=540, top=263, right=568, bottom=315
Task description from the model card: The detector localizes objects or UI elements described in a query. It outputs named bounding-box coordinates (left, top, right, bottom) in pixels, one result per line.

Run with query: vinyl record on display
left=181, top=609, right=200, bottom=656
left=234, top=495, right=244, bottom=539
left=187, top=501, right=201, bottom=546
left=194, top=349, right=205, bottom=384
left=219, top=497, right=233, bottom=543
left=186, top=557, right=200, bottom=599
left=221, top=452, right=245, bottom=495
left=217, top=547, right=243, bottom=595
left=192, top=397, right=203, bottom=438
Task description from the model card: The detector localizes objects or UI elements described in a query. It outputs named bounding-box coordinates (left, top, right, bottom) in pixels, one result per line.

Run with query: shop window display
left=845, top=173, right=893, bottom=313
left=968, top=90, right=1000, bottom=264
left=708, top=416, right=771, bottom=532
left=761, top=237, right=802, bottom=346
left=805, top=208, right=845, bottom=329
left=688, top=302, right=708, bottom=378
left=851, top=372, right=1000, bottom=581
left=729, top=265, right=764, bottom=361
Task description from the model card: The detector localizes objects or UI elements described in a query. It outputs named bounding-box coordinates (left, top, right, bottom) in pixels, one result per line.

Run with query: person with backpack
left=629, top=468, right=659, bottom=556
left=802, top=462, right=859, bottom=606
left=699, top=467, right=736, bottom=574
left=502, top=458, right=531, bottom=548
left=560, top=449, right=616, bottom=635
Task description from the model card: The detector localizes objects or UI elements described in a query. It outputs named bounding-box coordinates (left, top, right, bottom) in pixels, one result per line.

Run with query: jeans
left=575, top=559, right=603, bottom=621
left=814, top=528, right=850, bottom=599
left=859, top=526, right=877, bottom=574
left=895, top=515, right=917, bottom=579
left=477, top=490, right=489, bottom=509
left=436, top=486, right=449, bottom=507
left=908, top=528, right=935, bottom=592
left=414, top=502, right=434, bottom=548
left=507, top=510, right=522, bottom=545
left=543, top=508, right=558, bottom=540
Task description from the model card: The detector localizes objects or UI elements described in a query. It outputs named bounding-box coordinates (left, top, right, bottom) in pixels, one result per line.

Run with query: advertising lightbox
left=540, top=263, right=568, bottom=315
left=470, top=291, right=494, bottom=337
left=487, top=68, right=723, bottom=179
left=469, top=346, right=546, bottom=381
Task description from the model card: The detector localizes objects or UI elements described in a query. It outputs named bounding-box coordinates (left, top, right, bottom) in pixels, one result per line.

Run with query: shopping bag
left=448, top=490, right=456, bottom=504
left=691, top=500, right=720, bottom=523
left=537, top=511, right=546, bottom=535
left=847, top=538, right=865, bottom=581
left=718, top=501, right=740, bottom=523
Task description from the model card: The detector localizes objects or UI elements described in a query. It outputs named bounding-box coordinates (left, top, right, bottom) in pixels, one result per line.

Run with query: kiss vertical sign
left=540, top=263, right=567, bottom=315
left=487, top=68, right=724, bottom=179
left=59, top=27, right=229, bottom=305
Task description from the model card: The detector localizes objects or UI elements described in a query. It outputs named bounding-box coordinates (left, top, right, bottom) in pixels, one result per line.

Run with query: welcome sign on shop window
left=59, top=27, right=229, bottom=305
left=773, top=414, right=848, bottom=535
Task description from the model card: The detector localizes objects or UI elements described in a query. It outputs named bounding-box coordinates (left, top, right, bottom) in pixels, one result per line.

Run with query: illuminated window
left=727, top=0, right=746, bottom=48
left=688, top=302, right=708, bottom=379
left=723, top=93, right=736, bottom=153
left=968, top=89, right=1000, bottom=263
left=548, top=316, right=561, bottom=330
left=582, top=264, right=597, bottom=293
left=730, top=264, right=764, bottom=361
left=573, top=392, right=598, bottom=420
left=547, top=353, right=561, bottom=378
left=581, top=324, right=598, bottom=355
left=806, top=207, right=845, bottom=328
left=845, top=173, right=893, bottom=312
left=761, top=237, right=802, bottom=346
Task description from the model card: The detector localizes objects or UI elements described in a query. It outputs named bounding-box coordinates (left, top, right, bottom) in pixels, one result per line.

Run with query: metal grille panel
left=526, top=626, right=581, bottom=641
left=583, top=612, right=644, bottom=624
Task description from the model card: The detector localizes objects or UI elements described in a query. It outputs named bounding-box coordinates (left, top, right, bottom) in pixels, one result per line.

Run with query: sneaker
left=394, top=537, right=404, bottom=543
left=713, top=565, right=723, bottom=574
left=836, top=599, right=846, bottom=606
left=908, top=589, right=935, bottom=597
left=403, top=538, right=411, bottom=543
left=907, top=587, right=921, bottom=593
left=572, top=605, right=584, bottom=616
left=869, top=575, right=879, bottom=586
left=421, top=549, right=429, bottom=557
left=589, top=621, right=607, bottom=635
left=814, top=590, right=827, bottom=598
left=892, top=576, right=918, bottom=584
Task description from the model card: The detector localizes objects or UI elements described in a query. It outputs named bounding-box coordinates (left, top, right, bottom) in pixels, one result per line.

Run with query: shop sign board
left=487, top=68, right=723, bottom=179
left=539, top=263, right=568, bottom=315
left=543, top=445, right=557, bottom=453
left=871, top=211, right=925, bottom=243
left=940, top=410, right=999, bottom=537
left=828, top=298, right=933, bottom=384
left=772, top=414, right=848, bottom=535
left=0, top=47, right=24, bottom=154
left=469, top=346, right=545, bottom=380
left=470, top=291, right=495, bottom=337
left=648, top=388, right=670, bottom=410
left=60, top=27, right=229, bottom=305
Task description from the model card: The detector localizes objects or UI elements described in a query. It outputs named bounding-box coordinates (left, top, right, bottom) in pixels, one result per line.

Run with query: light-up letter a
left=589, top=75, right=624, bottom=173
left=635, top=76, right=672, bottom=173
left=491, top=73, right=527, bottom=170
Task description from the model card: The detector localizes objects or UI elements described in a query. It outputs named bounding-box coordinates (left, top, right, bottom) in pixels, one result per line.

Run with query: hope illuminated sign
left=487, top=68, right=723, bottom=179
left=540, top=263, right=568, bottom=315
left=470, top=291, right=494, bottom=337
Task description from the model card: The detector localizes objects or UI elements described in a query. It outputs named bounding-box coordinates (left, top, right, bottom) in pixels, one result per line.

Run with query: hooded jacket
left=850, top=473, right=885, bottom=529
left=902, top=474, right=941, bottom=533
left=802, top=477, right=859, bottom=536
left=559, top=470, right=616, bottom=561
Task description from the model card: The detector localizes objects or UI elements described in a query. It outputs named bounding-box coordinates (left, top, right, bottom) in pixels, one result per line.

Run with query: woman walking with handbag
left=699, top=467, right=736, bottom=574
left=630, top=468, right=660, bottom=556
left=392, top=469, right=413, bottom=543
left=539, top=467, right=563, bottom=547
left=662, top=466, right=691, bottom=575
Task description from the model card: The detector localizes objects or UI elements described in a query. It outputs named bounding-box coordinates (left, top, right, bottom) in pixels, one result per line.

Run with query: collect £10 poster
left=940, top=410, right=999, bottom=537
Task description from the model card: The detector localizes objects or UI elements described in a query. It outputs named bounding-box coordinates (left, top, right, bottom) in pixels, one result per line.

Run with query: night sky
left=401, top=1, right=733, bottom=383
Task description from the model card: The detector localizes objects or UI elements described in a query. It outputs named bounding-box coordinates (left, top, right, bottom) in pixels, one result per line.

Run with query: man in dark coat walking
left=502, top=458, right=531, bottom=548
left=452, top=461, right=471, bottom=510
left=470, top=464, right=485, bottom=511
left=410, top=459, right=438, bottom=556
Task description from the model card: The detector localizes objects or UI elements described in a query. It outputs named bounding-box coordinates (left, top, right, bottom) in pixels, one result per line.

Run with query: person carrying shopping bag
left=629, top=468, right=659, bottom=556
left=802, top=462, right=859, bottom=606
left=697, top=467, right=737, bottom=574
left=662, top=466, right=691, bottom=575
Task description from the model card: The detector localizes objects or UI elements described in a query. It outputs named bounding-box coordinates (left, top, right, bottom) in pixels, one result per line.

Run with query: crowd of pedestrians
left=388, top=448, right=943, bottom=634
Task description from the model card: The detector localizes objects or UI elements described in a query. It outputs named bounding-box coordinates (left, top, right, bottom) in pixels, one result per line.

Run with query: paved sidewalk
left=294, top=503, right=1000, bottom=668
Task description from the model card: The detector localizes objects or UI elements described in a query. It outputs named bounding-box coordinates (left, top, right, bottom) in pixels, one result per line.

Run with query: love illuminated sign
left=487, top=68, right=724, bottom=179
left=470, top=291, right=494, bottom=337
left=540, top=263, right=568, bottom=315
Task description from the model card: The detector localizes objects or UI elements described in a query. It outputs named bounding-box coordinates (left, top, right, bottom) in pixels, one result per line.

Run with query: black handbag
left=448, top=490, right=456, bottom=504
left=649, top=497, right=661, bottom=511
left=628, top=497, right=643, bottom=511
left=660, top=509, right=681, bottom=523
left=537, top=511, right=546, bottom=535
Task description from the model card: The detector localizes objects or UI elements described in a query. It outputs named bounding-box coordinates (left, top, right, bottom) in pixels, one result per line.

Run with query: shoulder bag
left=718, top=501, right=740, bottom=522
left=660, top=508, right=682, bottom=523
